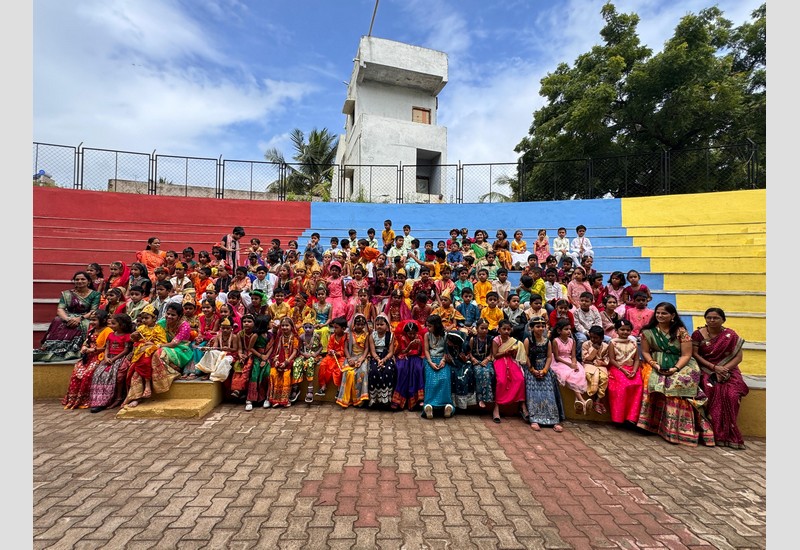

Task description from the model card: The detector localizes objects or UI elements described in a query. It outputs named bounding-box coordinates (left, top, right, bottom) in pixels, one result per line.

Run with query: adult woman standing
left=637, top=302, right=714, bottom=447
left=34, top=271, right=101, bottom=363
left=691, top=307, right=749, bottom=449
left=136, top=237, right=167, bottom=280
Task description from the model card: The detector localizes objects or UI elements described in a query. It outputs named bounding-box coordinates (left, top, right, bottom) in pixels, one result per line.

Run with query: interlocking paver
left=33, top=401, right=766, bottom=548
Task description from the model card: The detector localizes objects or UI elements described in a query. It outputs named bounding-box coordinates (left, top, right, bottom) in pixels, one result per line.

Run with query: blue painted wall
left=308, top=199, right=623, bottom=235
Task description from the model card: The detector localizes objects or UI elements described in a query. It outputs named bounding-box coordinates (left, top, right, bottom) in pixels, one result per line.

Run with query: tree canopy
left=265, top=128, right=339, bottom=200
left=513, top=2, right=766, bottom=200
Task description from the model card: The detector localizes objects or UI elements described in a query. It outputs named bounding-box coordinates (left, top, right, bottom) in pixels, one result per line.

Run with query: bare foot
left=126, top=400, right=139, bottom=408
left=142, top=387, right=152, bottom=399
left=530, top=423, right=541, bottom=431
left=478, top=400, right=486, bottom=408
left=553, top=424, right=563, bottom=433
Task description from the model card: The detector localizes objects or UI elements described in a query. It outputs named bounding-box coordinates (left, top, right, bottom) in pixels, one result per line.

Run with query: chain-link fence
left=33, top=141, right=765, bottom=203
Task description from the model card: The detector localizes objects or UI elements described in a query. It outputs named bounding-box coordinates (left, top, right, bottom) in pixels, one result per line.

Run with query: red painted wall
left=33, top=187, right=311, bottom=228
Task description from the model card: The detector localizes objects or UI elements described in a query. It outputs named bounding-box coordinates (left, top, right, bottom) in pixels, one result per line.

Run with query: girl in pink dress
left=491, top=320, right=528, bottom=422
left=533, top=229, right=550, bottom=266
left=549, top=319, right=591, bottom=414
left=607, top=319, right=643, bottom=423
left=325, top=261, right=347, bottom=319
left=604, top=271, right=628, bottom=317
left=344, top=264, right=370, bottom=310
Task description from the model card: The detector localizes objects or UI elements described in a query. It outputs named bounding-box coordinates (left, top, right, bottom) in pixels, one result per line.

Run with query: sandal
left=305, top=391, right=314, bottom=403
left=553, top=424, right=563, bottom=433
left=245, top=401, right=253, bottom=411
left=492, top=415, right=501, bottom=423
left=315, top=387, right=327, bottom=396
left=574, top=399, right=584, bottom=415
left=530, top=423, right=541, bottom=431
left=594, top=402, right=606, bottom=415
left=583, top=398, right=593, bottom=415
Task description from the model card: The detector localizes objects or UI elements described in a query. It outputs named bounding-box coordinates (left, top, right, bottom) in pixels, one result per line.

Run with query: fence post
left=217, top=155, right=224, bottom=199
left=396, top=162, right=403, bottom=204
left=746, top=138, right=757, bottom=188
left=149, top=150, right=157, bottom=195
left=457, top=162, right=463, bottom=204
left=76, top=142, right=84, bottom=190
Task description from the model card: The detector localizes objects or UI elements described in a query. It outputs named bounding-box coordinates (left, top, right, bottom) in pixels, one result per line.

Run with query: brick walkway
left=33, top=401, right=766, bottom=549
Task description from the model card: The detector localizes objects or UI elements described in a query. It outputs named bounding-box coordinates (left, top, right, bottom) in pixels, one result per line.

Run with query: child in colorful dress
left=293, top=317, right=322, bottom=403
left=325, top=261, right=347, bottom=318
left=316, top=316, right=348, bottom=397
left=243, top=314, right=273, bottom=411
left=621, top=269, right=652, bottom=311
left=607, top=319, right=643, bottom=424
left=604, top=271, right=628, bottom=317
left=624, top=291, right=654, bottom=340
left=581, top=326, right=610, bottom=415
left=533, top=229, right=551, bottom=266
left=467, top=319, right=494, bottom=410
left=384, top=289, right=412, bottom=333
left=421, top=314, right=455, bottom=419
left=336, top=313, right=370, bottom=408
left=391, top=319, right=426, bottom=410
left=88, top=313, right=134, bottom=412
left=509, top=230, right=529, bottom=270
left=549, top=319, right=591, bottom=415
left=268, top=317, right=299, bottom=408
left=492, top=230, right=513, bottom=271
left=523, top=317, right=564, bottom=432
left=122, top=304, right=167, bottom=408
left=367, top=313, right=397, bottom=407
left=491, top=319, right=529, bottom=423
left=230, top=314, right=255, bottom=400
left=62, top=310, right=112, bottom=410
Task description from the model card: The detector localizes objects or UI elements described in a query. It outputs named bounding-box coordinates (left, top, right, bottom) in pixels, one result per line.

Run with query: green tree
left=264, top=128, right=339, bottom=200
left=514, top=2, right=766, bottom=200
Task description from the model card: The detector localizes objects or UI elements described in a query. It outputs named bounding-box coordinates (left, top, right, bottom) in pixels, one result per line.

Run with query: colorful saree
left=34, top=289, right=101, bottom=363
left=691, top=327, right=749, bottom=449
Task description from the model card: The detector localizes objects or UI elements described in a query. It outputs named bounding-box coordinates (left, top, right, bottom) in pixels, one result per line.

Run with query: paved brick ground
left=33, top=400, right=766, bottom=549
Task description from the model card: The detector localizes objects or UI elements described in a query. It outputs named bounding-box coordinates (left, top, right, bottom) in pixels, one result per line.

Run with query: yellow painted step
left=641, top=245, right=765, bottom=257
left=737, top=384, right=765, bottom=438
left=742, top=348, right=765, bottom=377
left=689, top=315, right=765, bottom=343
left=622, top=189, right=765, bottom=226
left=625, top=223, right=765, bottom=236
left=675, top=293, right=765, bottom=313
left=632, top=234, right=765, bottom=246
left=664, top=273, right=766, bottom=292
left=650, top=257, right=765, bottom=272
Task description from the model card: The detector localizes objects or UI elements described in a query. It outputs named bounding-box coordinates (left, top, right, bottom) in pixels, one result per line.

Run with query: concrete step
left=640, top=245, right=765, bottom=257
left=650, top=257, right=765, bottom=272
left=624, top=223, right=765, bottom=236
left=115, top=398, right=220, bottom=419
left=663, top=273, right=766, bottom=292
left=632, top=234, right=765, bottom=246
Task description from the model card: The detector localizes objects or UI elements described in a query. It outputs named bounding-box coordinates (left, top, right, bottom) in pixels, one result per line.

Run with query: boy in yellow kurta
left=473, top=268, right=493, bottom=310
left=480, top=291, right=505, bottom=335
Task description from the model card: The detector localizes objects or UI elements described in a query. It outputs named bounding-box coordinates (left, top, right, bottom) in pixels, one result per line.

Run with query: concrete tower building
left=334, top=36, right=449, bottom=203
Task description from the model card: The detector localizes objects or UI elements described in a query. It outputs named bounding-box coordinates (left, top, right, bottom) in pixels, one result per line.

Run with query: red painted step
left=34, top=301, right=58, bottom=323
left=34, top=280, right=72, bottom=299
left=33, top=234, right=301, bottom=251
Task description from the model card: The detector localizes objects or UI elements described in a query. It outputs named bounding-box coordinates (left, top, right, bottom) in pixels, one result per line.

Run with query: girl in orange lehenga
left=268, top=318, right=299, bottom=407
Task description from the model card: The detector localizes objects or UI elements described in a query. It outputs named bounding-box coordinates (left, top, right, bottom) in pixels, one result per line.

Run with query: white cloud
left=33, top=0, right=315, bottom=158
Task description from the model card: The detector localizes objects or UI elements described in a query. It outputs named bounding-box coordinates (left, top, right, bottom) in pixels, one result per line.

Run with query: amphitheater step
left=663, top=273, right=766, bottom=292
left=115, top=398, right=220, bottom=419
left=686, top=312, right=766, bottom=343
left=640, top=245, right=765, bottom=257
left=625, top=223, right=765, bottom=236
left=650, top=257, right=765, bottom=272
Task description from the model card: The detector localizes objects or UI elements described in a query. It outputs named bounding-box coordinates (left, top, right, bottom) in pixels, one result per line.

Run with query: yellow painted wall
left=622, top=189, right=766, bottom=226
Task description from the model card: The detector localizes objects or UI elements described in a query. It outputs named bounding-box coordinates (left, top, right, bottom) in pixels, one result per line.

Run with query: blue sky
left=33, top=0, right=761, bottom=194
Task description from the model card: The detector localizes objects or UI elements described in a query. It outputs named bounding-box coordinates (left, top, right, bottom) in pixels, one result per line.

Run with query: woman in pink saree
left=691, top=307, right=749, bottom=449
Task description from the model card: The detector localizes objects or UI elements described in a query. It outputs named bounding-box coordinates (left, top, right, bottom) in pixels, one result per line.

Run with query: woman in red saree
left=136, top=237, right=167, bottom=282
left=691, top=307, right=749, bottom=449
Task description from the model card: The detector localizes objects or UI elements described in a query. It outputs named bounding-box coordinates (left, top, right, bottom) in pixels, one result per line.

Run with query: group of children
left=60, top=219, right=665, bottom=432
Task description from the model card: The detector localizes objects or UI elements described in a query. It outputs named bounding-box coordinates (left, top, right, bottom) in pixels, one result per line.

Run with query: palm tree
left=264, top=128, right=339, bottom=200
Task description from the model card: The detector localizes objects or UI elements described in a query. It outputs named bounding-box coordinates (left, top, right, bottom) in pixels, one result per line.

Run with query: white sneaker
left=424, top=404, right=433, bottom=419
left=245, top=402, right=253, bottom=411
left=444, top=404, right=454, bottom=418
left=263, top=400, right=271, bottom=408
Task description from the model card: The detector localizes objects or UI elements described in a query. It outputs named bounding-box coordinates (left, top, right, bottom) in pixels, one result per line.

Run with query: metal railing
left=32, top=141, right=765, bottom=203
